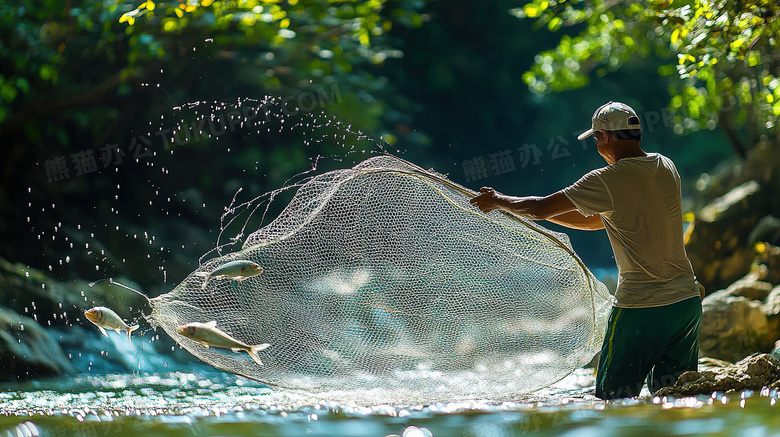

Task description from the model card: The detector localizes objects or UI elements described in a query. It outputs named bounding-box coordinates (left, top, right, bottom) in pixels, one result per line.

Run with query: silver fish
left=195, top=260, right=263, bottom=289
left=176, top=321, right=270, bottom=365
left=84, top=306, right=139, bottom=341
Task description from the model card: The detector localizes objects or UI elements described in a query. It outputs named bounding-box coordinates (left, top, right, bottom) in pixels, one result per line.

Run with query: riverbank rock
left=0, top=257, right=158, bottom=379
left=765, top=285, right=780, bottom=316
left=0, top=257, right=146, bottom=328
left=748, top=215, right=780, bottom=246
left=656, top=353, right=780, bottom=397
left=686, top=180, right=764, bottom=292
left=727, top=276, right=774, bottom=301
left=0, top=257, right=85, bottom=327
left=772, top=341, right=780, bottom=360
left=698, top=357, right=732, bottom=370
left=763, top=285, right=780, bottom=345
left=699, top=288, right=776, bottom=362
left=755, top=243, right=780, bottom=286
left=686, top=140, right=780, bottom=292
left=0, top=307, right=73, bottom=380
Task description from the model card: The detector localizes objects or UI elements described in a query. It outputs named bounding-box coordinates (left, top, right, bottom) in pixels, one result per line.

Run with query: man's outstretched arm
left=545, top=210, right=605, bottom=230
left=469, top=188, right=604, bottom=230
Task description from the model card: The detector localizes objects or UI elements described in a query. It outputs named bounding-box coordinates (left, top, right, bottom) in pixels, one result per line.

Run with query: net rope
left=148, top=155, right=612, bottom=404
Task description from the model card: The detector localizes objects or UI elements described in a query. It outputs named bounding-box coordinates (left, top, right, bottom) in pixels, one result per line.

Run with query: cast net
left=148, top=155, right=612, bottom=404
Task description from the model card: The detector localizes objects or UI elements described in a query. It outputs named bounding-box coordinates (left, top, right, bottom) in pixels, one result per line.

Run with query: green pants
left=595, top=296, right=702, bottom=399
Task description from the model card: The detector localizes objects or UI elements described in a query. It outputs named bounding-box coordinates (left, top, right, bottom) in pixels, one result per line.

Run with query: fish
left=84, top=306, right=139, bottom=341
left=176, top=321, right=270, bottom=365
left=195, top=260, right=264, bottom=289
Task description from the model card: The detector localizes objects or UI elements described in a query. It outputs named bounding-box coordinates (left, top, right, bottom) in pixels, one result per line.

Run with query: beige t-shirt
left=562, top=152, right=700, bottom=308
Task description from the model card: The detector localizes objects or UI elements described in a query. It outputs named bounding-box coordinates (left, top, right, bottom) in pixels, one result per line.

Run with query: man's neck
left=612, top=140, right=646, bottom=162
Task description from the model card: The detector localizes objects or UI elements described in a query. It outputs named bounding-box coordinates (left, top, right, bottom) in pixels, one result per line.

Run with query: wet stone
left=658, top=353, right=780, bottom=397
left=727, top=277, right=774, bottom=302
left=0, top=306, right=73, bottom=380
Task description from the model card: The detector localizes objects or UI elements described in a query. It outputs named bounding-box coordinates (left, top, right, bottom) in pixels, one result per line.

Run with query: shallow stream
left=3, top=366, right=779, bottom=437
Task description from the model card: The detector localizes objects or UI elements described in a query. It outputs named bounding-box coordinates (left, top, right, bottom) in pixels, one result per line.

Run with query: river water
left=3, top=269, right=780, bottom=436
left=2, top=363, right=779, bottom=437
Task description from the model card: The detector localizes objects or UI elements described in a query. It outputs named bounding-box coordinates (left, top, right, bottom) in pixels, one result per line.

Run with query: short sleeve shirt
left=562, top=153, right=700, bottom=308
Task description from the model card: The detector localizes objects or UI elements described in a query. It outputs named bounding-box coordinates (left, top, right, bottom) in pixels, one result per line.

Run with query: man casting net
left=148, top=154, right=612, bottom=403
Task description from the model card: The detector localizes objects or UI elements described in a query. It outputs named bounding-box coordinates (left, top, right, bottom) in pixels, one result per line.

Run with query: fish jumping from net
left=176, top=321, right=270, bottom=365
left=84, top=306, right=139, bottom=341
left=195, top=260, right=264, bottom=289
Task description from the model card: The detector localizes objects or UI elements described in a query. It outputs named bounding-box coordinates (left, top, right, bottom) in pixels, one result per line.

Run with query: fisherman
left=469, top=101, right=702, bottom=399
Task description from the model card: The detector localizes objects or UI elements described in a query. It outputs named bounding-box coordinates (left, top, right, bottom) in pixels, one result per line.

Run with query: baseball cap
left=577, top=101, right=642, bottom=141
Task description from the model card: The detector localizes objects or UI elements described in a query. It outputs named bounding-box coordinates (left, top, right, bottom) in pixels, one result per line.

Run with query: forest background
left=1, top=0, right=778, bottom=297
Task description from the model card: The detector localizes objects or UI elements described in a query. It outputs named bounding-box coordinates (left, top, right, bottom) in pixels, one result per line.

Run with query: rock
left=748, top=263, right=771, bottom=282
left=0, top=257, right=146, bottom=328
left=55, top=325, right=185, bottom=374
left=771, top=340, right=780, bottom=360
left=698, top=180, right=762, bottom=223
left=686, top=180, right=766, bottom=292
left=698, top=357, right=732, bottom=371
left=748, top=215, right=780, bottom=246
left=657, top=353, right=780, bottom=396
left=763, top=285, right=780, bottom=346
left=0, top=306, right=73, bottom=381
left=726, top=275, right=774, bottom=301
left=764, top=286, right=780, bottom=316
left=754, top=243, right=780, bottom=286
left=0, top=257, right=86, bottom=327
left=687, top=140, right=780, bottom=293
left=700, top=290, right=775, bottom=362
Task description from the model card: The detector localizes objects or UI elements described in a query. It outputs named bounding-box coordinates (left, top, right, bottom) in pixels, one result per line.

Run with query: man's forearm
left=470, top=189, right=580, bottom=221
left=499, top=196, right=550, bottom=220
left=546, top=211, right=605, bottom=230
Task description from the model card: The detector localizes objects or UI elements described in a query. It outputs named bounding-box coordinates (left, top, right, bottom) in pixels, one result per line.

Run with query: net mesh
left=148, top=155, right=612, bottom=403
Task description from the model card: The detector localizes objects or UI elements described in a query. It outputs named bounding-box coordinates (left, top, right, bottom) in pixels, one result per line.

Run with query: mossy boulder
left=0, top=306, right=73, bottom=380
left=0, top=257, right=146, bottom=328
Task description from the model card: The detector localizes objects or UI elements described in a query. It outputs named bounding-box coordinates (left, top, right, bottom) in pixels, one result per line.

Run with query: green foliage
left=515, top=0, right=780, bottom=152
left=0, top=0, right=430, bottom=280
left=112, top=0, right=427, bottom=135
left=0, top=0, right=428, bottom=147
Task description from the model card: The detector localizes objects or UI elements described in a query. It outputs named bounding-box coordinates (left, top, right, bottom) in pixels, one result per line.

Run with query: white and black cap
left=577, top=101, right=642, bottom=141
